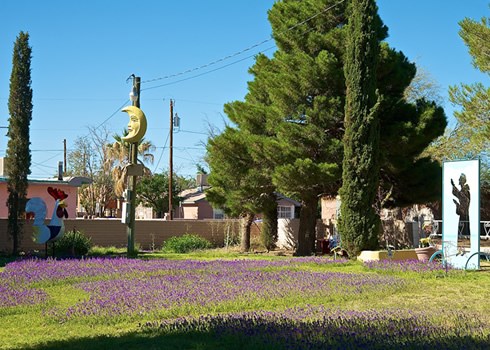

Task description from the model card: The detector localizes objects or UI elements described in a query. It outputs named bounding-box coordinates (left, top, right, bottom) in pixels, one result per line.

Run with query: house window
left=277, top=205, right=292, bottom=219
left=213, top=208, right=224, bottom=219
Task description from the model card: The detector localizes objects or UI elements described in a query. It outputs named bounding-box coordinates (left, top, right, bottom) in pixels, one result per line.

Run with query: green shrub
left=162, top=234, right=213, bottom=253
left=224, top=229, right=241, bottom=248
left=54, top=229, right=92, bottom=257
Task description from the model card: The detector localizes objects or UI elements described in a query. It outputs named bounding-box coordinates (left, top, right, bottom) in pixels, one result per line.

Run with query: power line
left=141, top=0, right=346, bottom=87
left=286, top=0, right=345, bottom=31
left=142, top=38, right=274, bottom=85
left=58, top=0, right=347, bottom=175
left=148, top=22, right=309, bottom=91
left=141, top=47, right=276, bottom=92
left=31, top=100, right=129, bottom=169
left=31, top=149, right=63, bottom=152
left=174, top=146, right=205, bottom=150
left=22, top=97, right=127, bottom=102
left=32, top=158, right=61, bottom=168
left=94, top=99, right=130, bottom=130
left=153, top=130, right=171, bottom=173
left=153, top=145, right=205, bottom=150
left=151, top=128, right=208, bottom=136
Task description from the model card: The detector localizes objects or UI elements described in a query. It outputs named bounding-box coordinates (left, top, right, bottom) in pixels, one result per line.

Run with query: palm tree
left=106, top=129, right=155, bottom=197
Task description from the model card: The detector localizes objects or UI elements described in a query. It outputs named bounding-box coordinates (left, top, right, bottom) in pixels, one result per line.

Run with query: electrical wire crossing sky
left=0, top=0, right=488, bottom=179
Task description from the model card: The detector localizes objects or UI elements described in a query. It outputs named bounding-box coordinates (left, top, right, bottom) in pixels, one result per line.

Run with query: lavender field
left=1, top=256, right=489, bottom=349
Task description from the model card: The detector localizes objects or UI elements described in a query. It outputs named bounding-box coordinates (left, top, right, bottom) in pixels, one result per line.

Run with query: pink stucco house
left=174, top=174, right=301, bottom=220
left=0, top=176, right=91, bottom=219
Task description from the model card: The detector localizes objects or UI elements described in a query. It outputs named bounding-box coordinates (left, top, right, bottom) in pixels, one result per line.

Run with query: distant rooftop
left=0, top=176, right=92, bottom=187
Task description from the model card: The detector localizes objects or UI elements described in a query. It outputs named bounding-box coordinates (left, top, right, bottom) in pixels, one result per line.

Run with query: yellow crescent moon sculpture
left=121, top=106, right=147, bottom=143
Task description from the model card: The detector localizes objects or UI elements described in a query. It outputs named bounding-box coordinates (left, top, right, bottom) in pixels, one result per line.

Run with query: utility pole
left=63, top=139, right=67, bottom=175
left=127, top=76, right=140, bottom=256
left=168, top=99, right=173, bottom=220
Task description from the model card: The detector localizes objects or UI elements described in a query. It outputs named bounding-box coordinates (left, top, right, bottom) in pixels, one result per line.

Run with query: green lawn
left=1, top=252, right=489, bottom=349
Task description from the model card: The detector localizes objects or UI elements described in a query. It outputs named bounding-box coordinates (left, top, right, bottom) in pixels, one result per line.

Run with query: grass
left=0, top=252, right=489, bottom=349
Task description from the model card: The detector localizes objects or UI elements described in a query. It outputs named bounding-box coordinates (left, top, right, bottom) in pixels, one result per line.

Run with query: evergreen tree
left=208, top=0, right=446, bottom=256
left=207, top=52, right=282, bottom=251
left=339, top=0, right=383, bottom=257
left=223, top=74, right=280, bottom=250
left=5, top=32, right=33, bottom=255
left=261, top=0, right=348, bottom=256
left=447, top=13, right=490, bottom=152
left=206, top=127, right=258, bottom=251
left=425, top=11, right=490, bottom=218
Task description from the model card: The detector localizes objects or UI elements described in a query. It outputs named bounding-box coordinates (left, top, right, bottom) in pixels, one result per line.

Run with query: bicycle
left=429, top=240, right=488, bottom=270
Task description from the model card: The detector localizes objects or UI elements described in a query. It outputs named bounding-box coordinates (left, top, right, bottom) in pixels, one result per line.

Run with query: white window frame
left=277, top=205, right=293, bottom=219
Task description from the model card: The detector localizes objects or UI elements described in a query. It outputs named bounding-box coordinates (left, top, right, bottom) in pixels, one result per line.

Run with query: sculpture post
left=121, top=77, right=147, bottom=257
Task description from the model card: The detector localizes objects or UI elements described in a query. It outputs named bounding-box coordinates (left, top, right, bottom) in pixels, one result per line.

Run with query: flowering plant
left=422, top=223, right=433, bottom=235
left=419, top=237, right=432, bottom=248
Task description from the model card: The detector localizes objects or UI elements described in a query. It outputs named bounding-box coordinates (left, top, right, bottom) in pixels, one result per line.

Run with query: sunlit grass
left=0, top=253, right=489, bottom=349
left=87, top=246, right=127, bottom=256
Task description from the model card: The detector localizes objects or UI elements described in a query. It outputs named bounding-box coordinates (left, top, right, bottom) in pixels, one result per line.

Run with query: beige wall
left=0, top=218, right=242, bottom=253
left=1, top=218, right=333, bottom=254
left=276, top=219, right=300, bottom=249
left=177, top=201, right=215, bottom=220
left=321, top=196, right=339, bottom=221
left=181, top=206, right=198, bottom=220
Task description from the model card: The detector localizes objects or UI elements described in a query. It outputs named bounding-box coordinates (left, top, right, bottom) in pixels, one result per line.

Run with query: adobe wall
left=0, top=219, right=241, bottom=254
left=0, top=218, right=330, bottom=254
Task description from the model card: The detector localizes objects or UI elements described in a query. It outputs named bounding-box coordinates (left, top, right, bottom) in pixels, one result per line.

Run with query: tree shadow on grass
left=21, top=325, right=490, bottom=350
left=22, top=331, right=274, bottom=350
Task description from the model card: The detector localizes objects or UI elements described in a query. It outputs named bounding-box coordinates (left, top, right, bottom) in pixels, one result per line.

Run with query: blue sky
left=0, top=0, right=489, bottom=180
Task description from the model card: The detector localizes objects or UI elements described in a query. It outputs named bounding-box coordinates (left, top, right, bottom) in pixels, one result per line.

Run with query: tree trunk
left=12, top=224, right=19, bottom=256
left=295, top=196, right=318, bottom=256
left=261, top=193, right=278, bottom=251
left=240, top=212, right=254, bottom=252
left=8, top=192, right=20, bottom=255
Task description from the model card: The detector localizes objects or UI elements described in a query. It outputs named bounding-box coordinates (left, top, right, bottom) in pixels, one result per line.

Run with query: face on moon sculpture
left=121, top=106, right=147, bottom=143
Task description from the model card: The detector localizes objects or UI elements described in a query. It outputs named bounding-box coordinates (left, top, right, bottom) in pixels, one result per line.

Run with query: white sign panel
left=442, top=159, right=480, bottom=269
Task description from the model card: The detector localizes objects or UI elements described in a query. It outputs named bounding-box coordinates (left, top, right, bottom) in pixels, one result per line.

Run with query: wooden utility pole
left=127, top=76, right=140, bottom=256
left=168, top=99, right=173, bottom=220
left=63, top=139, right=67, bottom=175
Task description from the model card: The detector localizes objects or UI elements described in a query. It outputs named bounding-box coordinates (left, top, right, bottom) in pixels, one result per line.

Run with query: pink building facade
left=0, top=176, right=91, bottom=219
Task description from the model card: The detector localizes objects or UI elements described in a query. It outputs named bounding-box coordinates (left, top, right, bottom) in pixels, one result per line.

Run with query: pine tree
left=207, top=54, right=280, bottom=252
left=6, top=32, right=33, bottom=255
left=264, top=0, right=348, bottom=256
left=426, top=12, right=490, bottom=218
left=447, top=14, right=490, bottom=151
left=339, top=0, right=382, bottom=257
left=207, top=0, right=446, bottom=256
left=206, top=127, right=259, bottom=251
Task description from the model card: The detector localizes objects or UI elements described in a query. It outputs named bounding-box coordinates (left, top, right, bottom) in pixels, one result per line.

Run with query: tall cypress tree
left=339, top=0, right=382, bottom=257
left=6, top=32, right=33, bottom=255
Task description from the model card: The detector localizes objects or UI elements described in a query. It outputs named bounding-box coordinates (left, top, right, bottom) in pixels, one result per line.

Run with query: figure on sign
left=121, top=106, right=147, bottom=143
left=451, top=173, right=470, bottom=236
left=25, top=187, right=69, bottom=244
